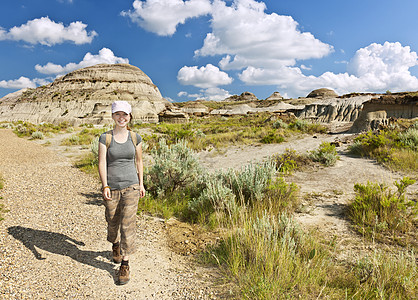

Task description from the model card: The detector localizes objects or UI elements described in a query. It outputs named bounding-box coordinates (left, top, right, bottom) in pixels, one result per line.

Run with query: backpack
left=105, top=130, right=138, bottom=150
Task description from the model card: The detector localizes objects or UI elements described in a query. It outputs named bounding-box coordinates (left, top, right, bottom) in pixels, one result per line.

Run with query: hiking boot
left=112, top=243, right=122, bottom=264
left=117, top=264, right=130, bottom=285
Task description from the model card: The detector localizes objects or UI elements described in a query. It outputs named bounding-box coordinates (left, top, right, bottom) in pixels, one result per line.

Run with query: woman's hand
left=139, top=184, right=146, bottom=198
left=102, top=187, right=112, bottom=201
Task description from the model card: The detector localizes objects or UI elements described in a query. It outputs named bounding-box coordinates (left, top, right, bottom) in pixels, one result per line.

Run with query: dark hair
left=127, top=113, right=133, bottom=131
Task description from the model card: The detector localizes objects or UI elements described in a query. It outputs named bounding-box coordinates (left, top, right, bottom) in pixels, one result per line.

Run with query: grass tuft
left=348, top=122, right=418, bottom=172
left=309, top=142, right=339, bottom=166
left=348, top=177, right=417, bottom=245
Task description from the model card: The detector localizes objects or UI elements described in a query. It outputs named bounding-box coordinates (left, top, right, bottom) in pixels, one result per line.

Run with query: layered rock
left=350, top=93, right=418, bottom=132
left=159, top=106, right=189, bottom=123
left=296, top=95, right=373, bottom=123
left=0, top=64, right=169, bottom=125
left=224, top=92, right=258, bottom=102
left=210, top=102, right=300, bottom=116
left=307, top=88, right=338, bottom=99
left=265, top=92, right=283, bottom=101
left=180, top=101, right=209, bottom=116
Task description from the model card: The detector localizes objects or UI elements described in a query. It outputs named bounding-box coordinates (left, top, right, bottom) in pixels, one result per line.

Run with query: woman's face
left=112, top=111, right=131, bottom=128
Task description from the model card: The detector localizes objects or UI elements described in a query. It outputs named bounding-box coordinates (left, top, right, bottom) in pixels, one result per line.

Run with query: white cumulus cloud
left=177, top=87, right=231, bottom=101
left=195, top=0, right=333, bottom=70
left=0, top=77, right=37, bottom=89
left=177, top=64, right=233, bottom=88
left=177, top=91, right=188, bottom=97
left=239, top=42, right=418, bottom=97
left=201, top=87, right=232, bottom=101
left=0, top=17, right=97, bottom=46
left=35, top=48, right=129, bottom=75
left=122, top=0, right=212, bottom=36
left=348, top=42, right=418, bottom=77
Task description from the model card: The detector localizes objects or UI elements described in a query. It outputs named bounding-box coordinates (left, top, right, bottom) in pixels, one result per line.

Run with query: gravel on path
left=0, top=129, right=221, bottom=299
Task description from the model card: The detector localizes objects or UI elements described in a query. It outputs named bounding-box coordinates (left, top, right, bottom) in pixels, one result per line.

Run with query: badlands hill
left=0, top=64, right=169, bottom=125
left=1, top=63, right=417, bottom=132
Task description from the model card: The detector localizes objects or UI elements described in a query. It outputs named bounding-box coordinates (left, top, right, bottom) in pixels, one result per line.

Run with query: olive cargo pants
left=103, top=184, right=140, bottom=256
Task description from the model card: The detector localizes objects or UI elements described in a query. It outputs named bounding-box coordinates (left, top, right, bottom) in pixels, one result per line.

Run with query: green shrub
left=194, top=129, right=206, bottom=138
left=388, top=148, right=418, bottom=172
left=309, top=142, right=339, bottom=166
left=62, top=127, right=106, bottom=146
left=290, top=119, right=309, bottom=131
left=74, top=153, right=98, bottom=175
left=398, top=127, right=418, bottom=151
left=31, top=131, right=44, bottom=140
left=288, top=119, right=327, bottom=134
left=14, top=122, right=35, bottom=137
left=272, top=119, right=288, bottom=129
left=187, top=160, right=300, bottom=225
left=348, top=126, right=418, bottom=172
left=0, top=122, right=13, bottom=129
left=272, top=149, right=312, bottom=174
left=68, top=135, right=80, bottom=145
left=145, top=139, right=203, bottom=198
left=347, top=140, right=364, bottom=156
left=263, top=177, right=299, bottom=214
left=220, top=160, right=277, bottom=206
left=348, top=177, right=417, bottom=239
left=90, top=138, right=99, bottom=165
left=188, top=173, right=237, bottom=224
left=209, top=212, right=331, bottom=299
left=260, top=131, right=285, bottom=144
left=353, top=250, right=417, bottom=299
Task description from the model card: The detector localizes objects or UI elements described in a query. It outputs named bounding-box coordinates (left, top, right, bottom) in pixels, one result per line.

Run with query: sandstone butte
left=0, top=64, right=169, bottom=126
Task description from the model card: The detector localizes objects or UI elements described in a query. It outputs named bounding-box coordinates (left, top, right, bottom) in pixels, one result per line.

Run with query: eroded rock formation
left=180, top=101, right=209, bottom=116
left=296, top=95, right=373, bottom=123
left=224, top=92, right=258, bottom=102
left=265, top=92, right=283, bottom=101
left=307, top=88, right=338, bottom=99
left=350, top=93, right=418, bottom=132
left=0, top=64, right=169, bottom=125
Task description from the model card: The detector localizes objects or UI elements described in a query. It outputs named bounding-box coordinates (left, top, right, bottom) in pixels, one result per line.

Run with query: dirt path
left=1, top=128, right=416, bottom=298
left=0, top=129, right=221, bottom=299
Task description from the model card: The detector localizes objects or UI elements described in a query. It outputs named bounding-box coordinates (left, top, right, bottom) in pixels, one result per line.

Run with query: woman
left=98, top=100, right=145, bottom=285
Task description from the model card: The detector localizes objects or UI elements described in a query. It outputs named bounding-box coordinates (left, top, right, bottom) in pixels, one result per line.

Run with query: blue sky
left=1, top=0, right=418, bottom=101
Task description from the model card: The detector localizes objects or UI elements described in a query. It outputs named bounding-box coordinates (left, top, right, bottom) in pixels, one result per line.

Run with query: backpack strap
left=105, top=130, right=137, bottom=150
left=130, top=130, right=137, bottom=147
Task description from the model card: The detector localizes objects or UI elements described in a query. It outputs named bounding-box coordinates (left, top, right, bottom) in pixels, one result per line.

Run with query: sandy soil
left=0, top=130, right=228, bottom=299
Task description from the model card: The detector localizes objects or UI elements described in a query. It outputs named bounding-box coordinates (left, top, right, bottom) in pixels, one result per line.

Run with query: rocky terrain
left=351, top=92, right=418, bottom=132
left=1, top=63, right=418, bottom=133
left=0, top=64, right=169, bottom=125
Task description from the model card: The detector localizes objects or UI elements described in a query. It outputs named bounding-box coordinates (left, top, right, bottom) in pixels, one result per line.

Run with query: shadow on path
left=80, top=192, right=104, bottom=206
left=8, top=226, right=116, bottom=281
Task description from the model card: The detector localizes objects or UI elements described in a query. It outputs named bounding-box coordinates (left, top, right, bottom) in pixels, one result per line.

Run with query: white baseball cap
left=111, top=101, right=132, bottom=114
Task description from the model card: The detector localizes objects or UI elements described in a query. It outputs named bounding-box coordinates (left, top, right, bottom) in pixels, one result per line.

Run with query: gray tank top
left=99, top=132, right=142, bottom=190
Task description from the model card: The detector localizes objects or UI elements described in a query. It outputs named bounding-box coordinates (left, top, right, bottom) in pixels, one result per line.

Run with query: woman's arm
left=98, top=142, right=111, bottom=200
left=135, top=143, right=146, bottom=198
